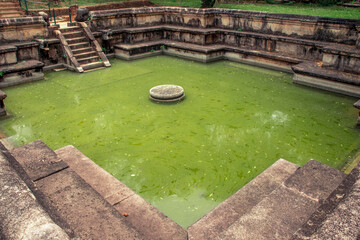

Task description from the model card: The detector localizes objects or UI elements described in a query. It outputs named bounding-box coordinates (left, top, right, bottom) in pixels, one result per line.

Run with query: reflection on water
left=1, top=56, right=359, bottom=228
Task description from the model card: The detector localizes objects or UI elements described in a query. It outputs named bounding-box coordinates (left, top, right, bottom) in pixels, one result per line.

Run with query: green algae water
left=1, top=56, right=359, bottom=228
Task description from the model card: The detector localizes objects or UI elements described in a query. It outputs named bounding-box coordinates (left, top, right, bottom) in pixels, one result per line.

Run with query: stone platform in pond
left=149, top=84, right=185, bottom=103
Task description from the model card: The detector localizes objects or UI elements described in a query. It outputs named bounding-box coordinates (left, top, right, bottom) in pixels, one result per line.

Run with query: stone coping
left=114, top=40, right=302, bottom=64
left=107, top=24, right=359, bottom=56
left=0, top=60, right=44, bottom=74
left=0, top=16, right=45, bottom=27
left=90, top=7, right=360, bottom=25
left=0, top=44, right=16, bottom=53
left=292, top=62, right=360, bottom=86
left=291, top=162, right=360, bottom=239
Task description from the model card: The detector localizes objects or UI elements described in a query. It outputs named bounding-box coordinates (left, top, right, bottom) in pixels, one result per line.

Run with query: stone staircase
left=0, top=0, right=24, bottom=19
left=0, top=139, right=359, bottom=239
left=55, top=22, right=111, bottom=73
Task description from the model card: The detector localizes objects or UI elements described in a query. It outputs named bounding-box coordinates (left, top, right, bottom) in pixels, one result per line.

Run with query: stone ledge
left=9, top=140, right=68, bottom=181
left=0, top=60, right=44, bottom=74
left=188, top=159, right=299, bottom=240
left=55, top=145, right=187, bottom=240
left=90, top=7, right=360, bottom=25
left=110, top=24, right=358, bottom=55
left=291, top=163, right=360, bottom=240
left=0, top=151, right=70, bottom=240
left=0, top=16, right=45, bottom=27
left=292, top=62, right=360, bottom=86
left=115, top=40, right=303, bottom=64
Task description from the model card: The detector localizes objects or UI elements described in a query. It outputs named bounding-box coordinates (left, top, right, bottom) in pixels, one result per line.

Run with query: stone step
left=0, top=10, right=20, bottom=14
left=62, top=31, right=83, bottom=39
left=0, top=3, right=17, bottom=7
left=59, top=26, right=81, bottom=33
left=56, top=145, right=187, bottom=240
left=83, top=66, right=106, bottom=73
left=10, top=140, right=144, bottom=239
left=77, top=55, right=100, bottom=64
left=72, top=46, right=93, bottom=54
left=0, top=148, right=71, bottom=240
left=74, top=51, right=98, bottom=59
left=0, top=7, right=21, bottom=11
left=69, top=42, right=90, bottom=50
left=114, top=24, right=357, bottom=50
left=80, top=61, right=104, bottom=70
left=66, top=36, right=87, bottom=45
left=115, top=40, right=302, bottom=72
left=215, top=160, right=345, bottom=240
left=0, top=14, right=22, bottom=18
left=292, top=62, right=360, bottom=98
left=291, top=162, right=360, bottom=240
left=188, top=159, right=299, bottom=240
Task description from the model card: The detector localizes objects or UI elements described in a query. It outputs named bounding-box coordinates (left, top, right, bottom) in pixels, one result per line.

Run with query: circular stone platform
left=149, top=85, right=185, bottom=102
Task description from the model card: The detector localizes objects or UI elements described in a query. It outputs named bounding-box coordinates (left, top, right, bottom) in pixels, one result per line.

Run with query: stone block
left=188, top=159, right=298, bottom=240
left=35, top=168, right=143, bottom=239
left=0, top=152, right=70, bottom=240
left=10, top=140, right=68, bottom=181
left=114, top=194, right=187, bottom=240
left=55, top=145, right=135, bottom=205
left=216, top=185, right=319, bottom=240
left=284, top=160, right=346, bottom=202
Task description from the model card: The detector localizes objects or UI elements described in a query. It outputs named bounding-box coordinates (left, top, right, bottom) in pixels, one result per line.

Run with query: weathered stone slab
left=0, top=152, right=70, bottom=240
left=0, top=60, right=44, bottom=74
left=10, top=140, right=68, bottom=181
left=284, top=160, right=345, bottom=202
left=56, top=145, right=187, bottom=240
left=55, top=145, right=135, bottom=205
left=35, top=168, right=144, bottom=240
left=292, top=62, right=360, bottom=86
left=216, top=185, right=319, bottom=240
left=114, top=194, right=187, bottom=240
left=188, top=159, right=299, bottom=240
left=292, top=163, right=360, bottom=240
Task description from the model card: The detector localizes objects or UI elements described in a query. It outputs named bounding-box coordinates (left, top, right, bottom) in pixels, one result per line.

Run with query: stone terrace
left=88, top=7, right=360, bottom=97
left=0, top=140, right=360, bottom=239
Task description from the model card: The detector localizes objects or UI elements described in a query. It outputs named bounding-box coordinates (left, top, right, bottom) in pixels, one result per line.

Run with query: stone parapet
left=0, top=16, right=47, bottom=42
left=90, top=7, right=360, bottom=46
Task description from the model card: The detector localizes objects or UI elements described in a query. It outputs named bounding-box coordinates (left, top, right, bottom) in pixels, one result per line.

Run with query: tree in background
left=201, top=0, right=216, bottom=7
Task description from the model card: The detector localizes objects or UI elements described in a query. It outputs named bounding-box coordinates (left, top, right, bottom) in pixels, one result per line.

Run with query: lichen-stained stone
left=284, top=160, right=346, bottom=202
left=10, top=140, right=68, bottom=181
left=188, top=159, right=299, bottom=240
left=56, top=145, right=187, bottom=240
left=0, top=152, right=70, bottom=240
left=149, top=84, right=184, bottom=100
left=36, top=168, right=145, bottom=240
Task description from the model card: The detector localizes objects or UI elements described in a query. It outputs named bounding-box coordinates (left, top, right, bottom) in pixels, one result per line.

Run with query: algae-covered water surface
left=1, top=56, right=359, bottom=228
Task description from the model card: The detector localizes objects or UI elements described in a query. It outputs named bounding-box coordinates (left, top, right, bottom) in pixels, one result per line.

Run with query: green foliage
left=237, top=28, right=243, bottom=31
left=317, top=0, right=340, bottom=6
left=264, top=0, right=276, bottom=4
left=151, top=49, right=155, bottom=53
left=201, top=0, right=216, bottom=8
left=62, top=54, right=67, bottom=59
left=0, top=72, right=4, bottom=77
left=160, top=45, right=166, bottom=50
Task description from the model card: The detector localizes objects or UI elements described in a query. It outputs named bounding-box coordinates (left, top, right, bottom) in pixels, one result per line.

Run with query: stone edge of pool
left=0, top=139, right=359, bottom=239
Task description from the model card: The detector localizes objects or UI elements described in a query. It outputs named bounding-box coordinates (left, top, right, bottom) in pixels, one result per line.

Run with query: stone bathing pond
left=1, top=55, right=359, bottom=228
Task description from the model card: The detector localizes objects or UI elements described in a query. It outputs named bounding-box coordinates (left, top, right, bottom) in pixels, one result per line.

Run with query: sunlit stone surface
left=149, top=84, right=185, bottom=102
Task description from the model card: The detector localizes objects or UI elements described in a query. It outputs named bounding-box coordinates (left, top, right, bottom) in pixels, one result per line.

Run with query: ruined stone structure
left=0, top=5, right=360, bottom=240
left=87, top=7, right=360, bottom=97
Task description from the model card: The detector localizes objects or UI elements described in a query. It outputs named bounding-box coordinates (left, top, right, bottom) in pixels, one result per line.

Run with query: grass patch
left=218, top=3, right=360, bottom=19
left=31, top=0, right=360, bottom=19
